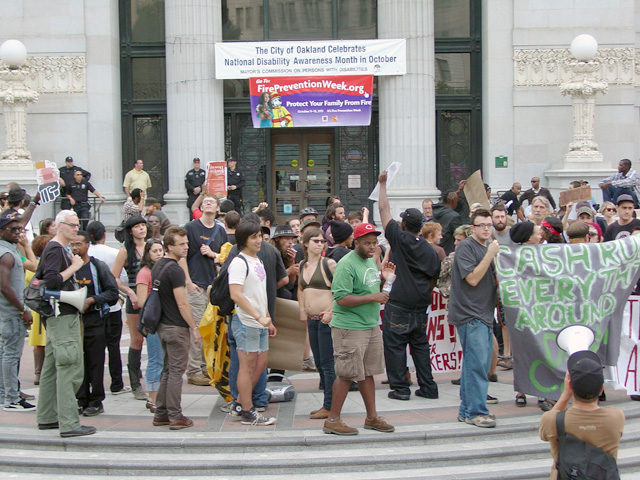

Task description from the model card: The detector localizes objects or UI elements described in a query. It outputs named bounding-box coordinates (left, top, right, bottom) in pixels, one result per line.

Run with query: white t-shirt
left=228, top=252, right=268, bottom=329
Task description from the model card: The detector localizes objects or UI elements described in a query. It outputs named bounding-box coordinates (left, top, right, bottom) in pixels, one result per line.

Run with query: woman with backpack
left=135, top=238, right=165, bottom=412
left=297, top=227, right=337, bottom=420
left=111, top=216, right=149, bottom=401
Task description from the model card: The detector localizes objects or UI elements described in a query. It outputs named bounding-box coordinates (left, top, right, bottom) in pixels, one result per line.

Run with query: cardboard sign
left=267, top=298, right=307, bottom=371
left=205, top=162, right=227, bottom=196
left=559, top=185, right=591, bottom=207
left=463, top=170, right=491, bottom=211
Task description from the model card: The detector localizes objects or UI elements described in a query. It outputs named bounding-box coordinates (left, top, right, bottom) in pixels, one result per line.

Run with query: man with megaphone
left=35, top=210, right=97, bottom=438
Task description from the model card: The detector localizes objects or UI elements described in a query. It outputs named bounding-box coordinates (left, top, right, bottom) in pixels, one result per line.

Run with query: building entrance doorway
left=271, top=131, right=334, bottom=224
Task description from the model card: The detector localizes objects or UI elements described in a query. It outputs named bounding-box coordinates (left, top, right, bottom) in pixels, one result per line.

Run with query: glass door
left=272, top=132, right=333, bottom=223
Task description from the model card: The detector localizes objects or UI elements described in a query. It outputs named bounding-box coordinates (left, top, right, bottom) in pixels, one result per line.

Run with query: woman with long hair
left=297, top=228, right=337, bottom=419
left=112, top=216, right=149, bottom=401
left=136, top=238, right=165, bottom=412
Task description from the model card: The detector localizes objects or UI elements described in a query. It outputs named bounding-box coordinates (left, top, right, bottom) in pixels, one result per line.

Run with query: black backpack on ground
left=555, top=410, right=620, bottom=480
left=209, top=253, right=248, bottom=316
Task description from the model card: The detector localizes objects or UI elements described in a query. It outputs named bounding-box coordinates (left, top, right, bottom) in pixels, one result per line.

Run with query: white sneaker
left=4, top=399, right=36, bottom=412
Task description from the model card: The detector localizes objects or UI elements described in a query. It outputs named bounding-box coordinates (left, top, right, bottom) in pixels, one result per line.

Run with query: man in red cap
left=323, top=222, right=396, bottom=436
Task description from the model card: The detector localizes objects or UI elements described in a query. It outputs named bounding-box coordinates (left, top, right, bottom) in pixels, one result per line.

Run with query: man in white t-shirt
left=228, top=220, right=277, bottom=426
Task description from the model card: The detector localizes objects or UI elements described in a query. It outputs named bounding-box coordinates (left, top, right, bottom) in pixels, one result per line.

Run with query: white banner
left=215, top=39, right=406, bottom=79
left=614, top=295, right=640, bottom=395
left=428, top=289, right=462, bottom=373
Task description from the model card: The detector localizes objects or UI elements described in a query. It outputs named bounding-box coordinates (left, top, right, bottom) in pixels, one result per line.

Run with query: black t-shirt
left=153, top=257, right=187, bottom=328
left=500, top=190, right=521, bottom=216
left=40, top=241, right=77, bottom=315
left=185, top=219, right=228, bottom=288
left=325, top=245, right=351, bottom=263
left=385, top=220, right=441, bottom=308
left=68, top=180, right=95, bottom=203
left=603, top=219, right=640, bottom=242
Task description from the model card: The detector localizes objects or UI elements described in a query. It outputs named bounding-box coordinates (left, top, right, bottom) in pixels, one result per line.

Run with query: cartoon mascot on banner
left=269, top=91, right=293, bottom=127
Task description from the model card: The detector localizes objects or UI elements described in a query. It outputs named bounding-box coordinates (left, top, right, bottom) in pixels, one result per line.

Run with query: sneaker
left=539, top=399, right=556, bottom=412
left=487, top=395, right=499, bottom=404
left=187, top=374, right=211, bottom=386
left=82, top=405, right=104, bottom=417
left=241, top=408, right=276, bottom=426
left=228, top=401, right=243, bottom=418
left=465, top=414, right=496, bottom=428
left=111, top=386, right=132, bottom=395
left=4, top=399, right=36, bottom=412
left=254, top=405, right=267, bottom=412
left=451, top=378, right=461, bottom=385
left=169, top=415, right=194, bottom=430
left=301, top=357, right=317, bottom=372
left=364, top=415, right=395, bottom=433
left=631, top=395, right=640, bottom=401
left=132, top=386, right=148, bottom=401
left=323, top=418, right=358, bottom=435
left=388, top=390, right=410, bottom=401
left=220, top=401, right=233, bottom=413
left=20, top=391, right=35, bottom=400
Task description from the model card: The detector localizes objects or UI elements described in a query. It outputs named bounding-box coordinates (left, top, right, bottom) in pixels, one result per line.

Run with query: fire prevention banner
left=249, top=75, right=373, bottom=128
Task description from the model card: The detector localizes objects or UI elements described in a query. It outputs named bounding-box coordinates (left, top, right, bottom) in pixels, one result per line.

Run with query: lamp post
left=0, top=39, right=39, bottom=169
left=560, top=34, right=608, bottom=163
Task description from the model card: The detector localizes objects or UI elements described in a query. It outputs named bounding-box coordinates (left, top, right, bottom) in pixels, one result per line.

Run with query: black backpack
left=137, top=261, right=173, bottom=337
left=555, top=410, right=620, bottom=480
left=209, top=253, right=248, bottom=316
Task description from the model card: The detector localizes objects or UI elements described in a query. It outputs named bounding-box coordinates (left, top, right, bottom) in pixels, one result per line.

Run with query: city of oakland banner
left=495, top=236, right=640, bottom=399
left=249, top=75, right=373, bottom=128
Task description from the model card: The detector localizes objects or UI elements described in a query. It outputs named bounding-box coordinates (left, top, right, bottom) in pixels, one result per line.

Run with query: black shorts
left=125, top=297, right=140, bottom=315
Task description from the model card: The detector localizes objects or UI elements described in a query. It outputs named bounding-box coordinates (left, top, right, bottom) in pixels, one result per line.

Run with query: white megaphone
left=43, top=287, right=88, bottom=312
left=556, top=325, right=595, bottom=356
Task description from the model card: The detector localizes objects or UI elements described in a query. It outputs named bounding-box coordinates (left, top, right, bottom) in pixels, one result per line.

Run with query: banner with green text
left=495, top=236, right=640, bottom=399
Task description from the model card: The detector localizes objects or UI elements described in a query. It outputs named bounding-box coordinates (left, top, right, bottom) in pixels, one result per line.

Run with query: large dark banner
left=495, top=236, right=640, bottom=399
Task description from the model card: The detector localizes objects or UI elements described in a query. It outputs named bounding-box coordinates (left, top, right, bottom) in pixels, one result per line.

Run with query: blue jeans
left=307, top=318, right=335, bottom=410
left=457, top=319, right=493, bottom=419
left=145, top=332, right=164, bottom=391
left=0, top=315, right=27, bottom=406
left=602, top=185, right=639, bottom=207
left=227, top=315, right=268, bottom=407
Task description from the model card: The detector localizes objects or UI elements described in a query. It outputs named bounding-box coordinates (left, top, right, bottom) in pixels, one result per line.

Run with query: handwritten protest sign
left=496, top=236, right=640, bottom=399
left=559, top=185, right=591, bottom=206
left=428, top=289, right=462, bottom=373
left=614, top=295, right=640, bottom=395
left=34, top=160, right=61, bottom=204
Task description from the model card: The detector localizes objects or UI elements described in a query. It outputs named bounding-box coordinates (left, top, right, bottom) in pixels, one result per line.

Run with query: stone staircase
left=1, top=403, right=640, bottom=479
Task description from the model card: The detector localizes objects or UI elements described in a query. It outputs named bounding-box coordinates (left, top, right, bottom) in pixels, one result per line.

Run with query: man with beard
left=491, top=204, right=515, bottom=246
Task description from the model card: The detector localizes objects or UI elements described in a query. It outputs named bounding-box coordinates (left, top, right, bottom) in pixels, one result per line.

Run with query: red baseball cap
left=353, top=222, right=381, bottom=240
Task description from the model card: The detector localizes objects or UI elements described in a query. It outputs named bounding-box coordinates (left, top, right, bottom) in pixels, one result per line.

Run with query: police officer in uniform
left=66, top=170, right=105, bottom=229
left=185, top=157, right=206, bottom=220
left=227, top=157, right=245, bottom=213
left=59, top=156, right=91, bottom=210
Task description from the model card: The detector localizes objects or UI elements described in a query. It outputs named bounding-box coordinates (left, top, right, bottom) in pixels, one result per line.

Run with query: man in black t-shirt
left=66, top=170, right=105, bottom=229
left=59, top=156, right=91, bottom=210
left=499, top=183, right=525, bottom=221
left=152, top=226, right=202, bottom=430
left=184, top=157, right=206, bottom=219
left=378, top=172, right=441, bottom=401
left=603, top=194, right=640, bottom=241
left=71, top=231, right=118, bottom=417
left=181, top=194, right=228, bottom=386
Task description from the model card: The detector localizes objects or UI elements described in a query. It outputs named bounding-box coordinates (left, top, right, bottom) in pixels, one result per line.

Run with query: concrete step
left=1, top=406, right=640, bottom=478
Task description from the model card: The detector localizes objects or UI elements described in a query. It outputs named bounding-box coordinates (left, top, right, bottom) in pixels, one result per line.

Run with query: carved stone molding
left=514, top=48, right=636, bottom=87
left=0, top=56, right=86, bottom=94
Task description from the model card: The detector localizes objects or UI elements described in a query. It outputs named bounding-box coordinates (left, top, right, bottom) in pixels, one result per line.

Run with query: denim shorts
left=231, top=317, right=269, bottom=353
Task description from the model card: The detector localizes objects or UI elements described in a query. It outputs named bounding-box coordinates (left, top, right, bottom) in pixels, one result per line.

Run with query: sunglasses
left=2, top=225, right=24, bottom=233
left=605, top=208, right=616, bottom=212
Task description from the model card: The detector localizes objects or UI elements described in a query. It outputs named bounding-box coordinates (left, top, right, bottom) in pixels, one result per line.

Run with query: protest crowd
left=2, top=155, right=639, bottom=476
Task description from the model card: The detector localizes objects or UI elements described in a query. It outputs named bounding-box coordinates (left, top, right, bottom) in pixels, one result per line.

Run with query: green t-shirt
left=330, top=251, right=381, bottom=330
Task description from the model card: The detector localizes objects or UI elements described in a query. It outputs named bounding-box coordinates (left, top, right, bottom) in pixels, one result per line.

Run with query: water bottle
left=382, top=273, right=396, bottom=294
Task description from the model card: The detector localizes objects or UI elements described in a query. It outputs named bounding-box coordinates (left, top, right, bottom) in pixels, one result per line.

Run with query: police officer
left=59, top=156, right=91, bottom=210
left=66, top=170, right=105, bottom=229
left=185, top=157, right=206, bottom=220
left=227, top=157, right=245, bottom=213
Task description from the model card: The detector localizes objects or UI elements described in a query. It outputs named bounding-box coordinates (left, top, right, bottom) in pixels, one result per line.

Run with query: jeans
left=602, top=185, right=639, bottom=207
left=0, top=315, right=27, bottom=406
left=382, top=302, right=438, bottom=397
left=155, top=324, right=190, bottom=421
left=145, top=332, right=164, bottom=391
left=307, top=318, right=335, bottom=410
left=457, top=318, right=493, bottom=419
left=227, top=314, right=268, bottom=407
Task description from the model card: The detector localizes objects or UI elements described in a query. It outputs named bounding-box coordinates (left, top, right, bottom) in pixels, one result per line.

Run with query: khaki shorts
left=331, top=326, right=385, bottom=382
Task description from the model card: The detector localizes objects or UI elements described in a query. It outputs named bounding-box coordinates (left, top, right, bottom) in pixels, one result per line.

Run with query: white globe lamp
left=570, top=34, right=598, bottom=62
left=0, top=39, right=28, bottom=69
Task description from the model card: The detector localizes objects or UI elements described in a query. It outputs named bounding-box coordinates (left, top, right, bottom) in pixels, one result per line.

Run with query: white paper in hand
left=369, top=162, right=401, bottom=201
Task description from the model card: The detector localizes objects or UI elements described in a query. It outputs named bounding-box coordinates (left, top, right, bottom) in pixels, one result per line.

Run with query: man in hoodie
left=433, top=191, right=462, bottom=255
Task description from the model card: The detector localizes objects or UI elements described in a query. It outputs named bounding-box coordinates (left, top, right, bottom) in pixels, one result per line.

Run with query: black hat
left=509, top=221, right=535, bottom=244
left=193, top=157, right=200, bottom=163
left=299, top=207, right=318, bottom=219
left=272, top=224, right=296, bottom=238
left=616, top=194, right=635, bottom=205
left=400, top=208, right=423, bottom=229
left=6, top=187, right=26, bottom=204
left=330, top=220, right=353, bottom=244
left=0, top=216, right=20, bottom=229
left=65, top=156, right=73, bottom=162
left=301, top=219, right=321, bottom=231
left=227, top=156, right=237, bottom=162
left=568, top=350, right=604, bottom=399
left=125, top=215, right=147, bottom=230
left=86, top=221, right=106, bottom=242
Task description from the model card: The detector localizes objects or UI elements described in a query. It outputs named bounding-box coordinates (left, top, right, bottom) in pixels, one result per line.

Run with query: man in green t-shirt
left=323, top=223, right=396, bottom=436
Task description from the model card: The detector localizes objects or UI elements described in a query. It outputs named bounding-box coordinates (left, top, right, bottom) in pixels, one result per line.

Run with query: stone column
left=163, top=0, right=224, bottom=224
left=377, top=0, right=438, bottom=218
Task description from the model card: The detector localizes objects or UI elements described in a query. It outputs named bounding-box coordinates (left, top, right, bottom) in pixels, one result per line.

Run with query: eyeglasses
left=605, top=208, right=616, bottom=212
left=202, top=200, right=217, bottom=205
left=59, top=221, right=80, bottom=229
left=2, top=225, right=24, bottom=233
left=310, top=239, right=326, bottom=244
left=472, top=223, right=493, bottom=229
